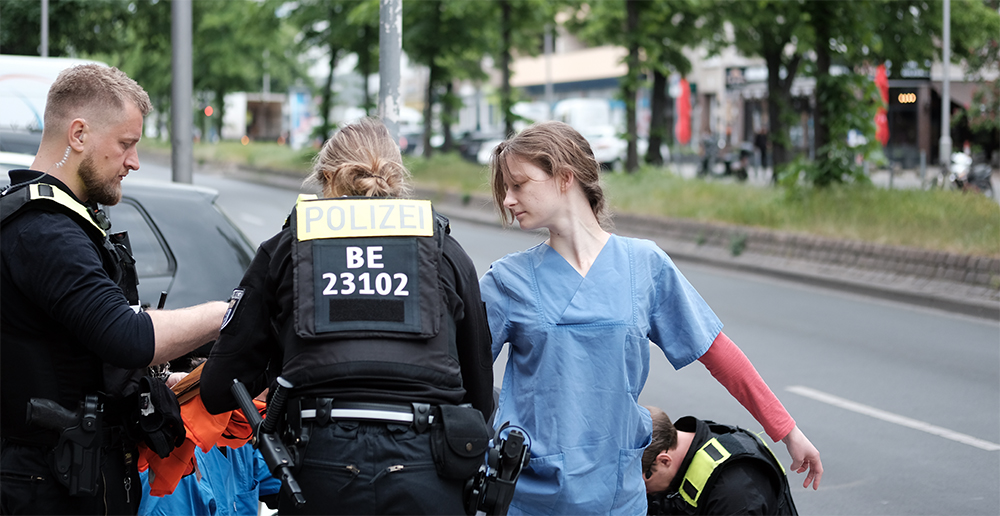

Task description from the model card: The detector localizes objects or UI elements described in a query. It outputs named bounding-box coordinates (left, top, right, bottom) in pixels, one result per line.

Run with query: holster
left=49, top=396, right=103, bottom=496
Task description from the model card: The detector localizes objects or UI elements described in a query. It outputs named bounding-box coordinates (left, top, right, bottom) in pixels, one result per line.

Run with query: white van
left=0, top=55, right=105, bottom=132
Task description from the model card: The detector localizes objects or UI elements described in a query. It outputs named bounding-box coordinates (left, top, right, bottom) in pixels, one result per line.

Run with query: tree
left=343, top=0, right=380, bottom=116
left=722, top=0, right=808, bottom=176
left=797, top=0, right=999, bottom=186
left=403, top=0, right=492, bottom=157
left=564, top=0, right=718, bottom=172
left=950, top=0, right=1000, bottom=160
left=191, top=0, right=299, bottom=140
left=288, top=0, right=361, bottom=139
left=636, top=0, right=720, bottom=167
left=0, top=0, right=132, bottom=57
left=492, top=0, right=556, bottom=137
left=564, top=0, right=644, bottom=172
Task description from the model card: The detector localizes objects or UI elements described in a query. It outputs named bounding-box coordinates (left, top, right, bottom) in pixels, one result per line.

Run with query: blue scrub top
left=480, top=235, right=722, bottom=515
left=139, top=444, right=280, bottom=516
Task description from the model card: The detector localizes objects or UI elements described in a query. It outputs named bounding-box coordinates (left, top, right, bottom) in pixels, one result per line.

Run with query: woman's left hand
left=781, top=425, right=823, bottom=490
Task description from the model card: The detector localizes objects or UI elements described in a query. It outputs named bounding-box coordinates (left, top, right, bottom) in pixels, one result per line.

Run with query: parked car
left=581, top=125, right=627, bottom=171
left=458, top=130, right=505, bottom=163
left=476, top=138, right=507, bottom=165
left=1, top=152, right=255, bottom=310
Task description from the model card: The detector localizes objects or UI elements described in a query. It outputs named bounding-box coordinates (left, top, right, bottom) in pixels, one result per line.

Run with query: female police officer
left=200, top=117, right=495, bottom=515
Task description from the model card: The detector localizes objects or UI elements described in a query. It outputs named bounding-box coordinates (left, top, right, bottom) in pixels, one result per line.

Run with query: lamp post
left=938, top=0, right=951, bottom=168
left=171, top=0, right=193, bottom=184
left=379, top=0, right=402, bottom=144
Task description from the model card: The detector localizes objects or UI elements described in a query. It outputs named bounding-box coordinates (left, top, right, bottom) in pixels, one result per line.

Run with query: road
left=138, top=163, right=1000, bottom=515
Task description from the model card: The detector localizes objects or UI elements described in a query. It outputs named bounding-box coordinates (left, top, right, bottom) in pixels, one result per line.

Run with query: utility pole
left=40, top=0, right=48, bottom=57
left=939, top=0, right=952, bottom=168
left=544, top=24, right=553, bottom=120
left=379, top=0, right=402, bottom=144
left=171, top=0, right=193, bottom=183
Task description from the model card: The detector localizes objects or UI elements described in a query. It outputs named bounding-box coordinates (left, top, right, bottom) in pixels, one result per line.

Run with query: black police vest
left=279, top=196, right=463, bottom=395
left=0, top=180, right=139, bottom=305
left=1, top=179, right=143, bottom=400
left=649, top=421, right=798, bottom=516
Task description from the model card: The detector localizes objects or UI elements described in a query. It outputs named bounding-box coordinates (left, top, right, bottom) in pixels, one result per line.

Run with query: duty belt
left=294, top=398, right=436, bottom=432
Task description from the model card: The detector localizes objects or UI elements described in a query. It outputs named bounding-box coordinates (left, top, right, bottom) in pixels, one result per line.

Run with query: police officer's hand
left=165, top=372, right=188, bottom=389
left=781, top=425, right=822, bottom=490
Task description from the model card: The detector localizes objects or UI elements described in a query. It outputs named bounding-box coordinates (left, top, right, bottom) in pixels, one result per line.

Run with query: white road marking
left=786, top=385, right=1000, bottom=451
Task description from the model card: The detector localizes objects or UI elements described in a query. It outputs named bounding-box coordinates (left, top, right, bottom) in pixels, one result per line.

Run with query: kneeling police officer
left=201, top=117, right=495, bottom=515
left=643, top=406, right=799, bottom=515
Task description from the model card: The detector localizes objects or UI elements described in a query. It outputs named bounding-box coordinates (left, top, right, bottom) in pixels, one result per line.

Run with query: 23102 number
left=322, top=272, right=409, bottom=296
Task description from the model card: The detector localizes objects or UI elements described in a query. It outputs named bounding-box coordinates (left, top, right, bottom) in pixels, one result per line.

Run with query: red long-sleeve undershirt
left=696, top=331, right=795, bottom=442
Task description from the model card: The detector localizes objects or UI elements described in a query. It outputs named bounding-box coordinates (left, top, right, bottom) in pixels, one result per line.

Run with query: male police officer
left=1, top=64, right=228, bottom=515
left=643, top=406, right=799, bottom=515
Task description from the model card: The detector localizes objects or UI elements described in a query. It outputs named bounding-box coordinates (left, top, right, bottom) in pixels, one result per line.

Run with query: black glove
left=137, top=376, right=186, bottom=458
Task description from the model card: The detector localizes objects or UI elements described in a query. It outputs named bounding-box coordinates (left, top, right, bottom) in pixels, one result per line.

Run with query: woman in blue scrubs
left=480, top=121, right=822, bottom=515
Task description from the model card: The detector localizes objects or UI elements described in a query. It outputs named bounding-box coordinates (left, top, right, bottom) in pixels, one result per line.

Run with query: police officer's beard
left=78, top=154, right=122, bottom=206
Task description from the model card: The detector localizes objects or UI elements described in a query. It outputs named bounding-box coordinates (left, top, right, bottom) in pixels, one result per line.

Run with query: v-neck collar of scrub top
left=533, top=234, right=632, bottom=326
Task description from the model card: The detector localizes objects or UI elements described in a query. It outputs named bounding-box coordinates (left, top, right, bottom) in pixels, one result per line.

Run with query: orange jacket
left=138, top=365, right=264, bottom=497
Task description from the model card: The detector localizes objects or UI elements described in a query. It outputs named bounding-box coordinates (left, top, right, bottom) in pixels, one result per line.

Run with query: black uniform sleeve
left=699, top=460, right=781, bottom=515
left=441, top=234, right=495, bottom=419
left=201, top=235, right=285, bottom=414
left=6, top=212, right=154, bottom=368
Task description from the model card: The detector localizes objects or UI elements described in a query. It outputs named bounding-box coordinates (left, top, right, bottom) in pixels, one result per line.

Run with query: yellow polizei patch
left=296, top=197, right=433, bottom=240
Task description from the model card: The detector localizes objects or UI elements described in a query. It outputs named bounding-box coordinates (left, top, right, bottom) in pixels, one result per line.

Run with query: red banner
left=874, top=64, right=890, bottom=146
left=675, top=78, right=691, bottom=145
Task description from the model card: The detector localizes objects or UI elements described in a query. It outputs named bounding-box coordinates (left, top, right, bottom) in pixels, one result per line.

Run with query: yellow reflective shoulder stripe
left=678, top=430, right=785, bottom=509
left=295, top=197, right=434, bottom=240
left=27, top=183, right=105, bottom=236
left=679, top=437, right=731, bottom=507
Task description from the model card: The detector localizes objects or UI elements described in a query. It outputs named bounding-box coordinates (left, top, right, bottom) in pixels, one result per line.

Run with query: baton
left=231, top=378, right=306, bottom=508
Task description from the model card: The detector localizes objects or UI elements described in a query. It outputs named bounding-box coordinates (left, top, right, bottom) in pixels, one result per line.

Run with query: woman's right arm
left=201, top=244, right=280, bottom=414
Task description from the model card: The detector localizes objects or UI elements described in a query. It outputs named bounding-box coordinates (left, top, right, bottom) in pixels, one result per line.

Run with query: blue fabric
left=480, top=235, right=723, bottom=515
left=139, top=445, right=280, bottom=516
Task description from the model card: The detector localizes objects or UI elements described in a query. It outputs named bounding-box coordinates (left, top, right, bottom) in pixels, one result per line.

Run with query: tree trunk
left=764, top=44, right=800, bottom=181
left=624, top=0, right=640, bottom=173
left=812, top=3, right=831, bottom=157
left=321, top=47, right=338, bottom=140
left=442, top=81, right=454, bottom=152
left=647, top=69, right=668, bottom=166
left=359, top=25, right=373, bottom=116
left=214, top=88, right=225, bottom=140
left=501, top=0, right=514, bottom=137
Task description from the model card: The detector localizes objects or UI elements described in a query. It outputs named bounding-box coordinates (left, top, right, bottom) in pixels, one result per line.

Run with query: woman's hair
left=642, top=406, right=678, bottom=477
left=488, top=121, right=610, bottom=228
left=306, top=117, right=412, bottom=198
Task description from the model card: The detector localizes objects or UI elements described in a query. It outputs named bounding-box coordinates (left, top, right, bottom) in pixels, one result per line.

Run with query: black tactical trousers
left=279, top=421, right=467, bottom=515
left=0, top=440, right=140, bottom=515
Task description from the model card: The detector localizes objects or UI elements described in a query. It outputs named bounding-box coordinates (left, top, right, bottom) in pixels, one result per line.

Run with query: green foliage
left=787, top=73, right=881, bottom=188
left=0, top=0, right=132, bottom=57
left=601, top=165, right=999, bottom=257
left=729, top=231, right=747, bottom=256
